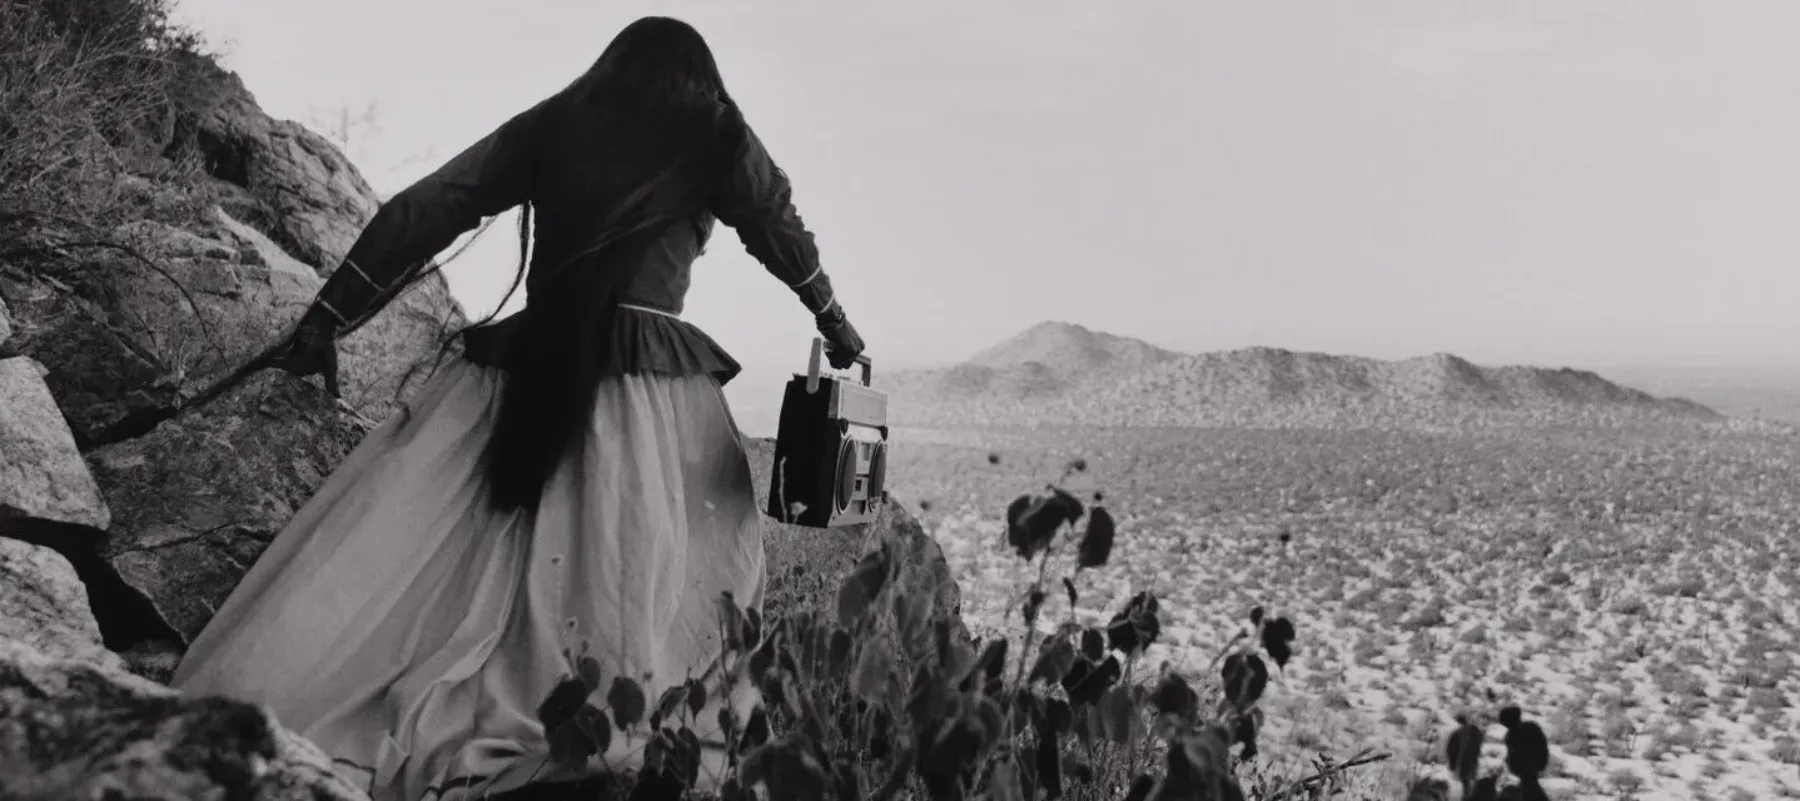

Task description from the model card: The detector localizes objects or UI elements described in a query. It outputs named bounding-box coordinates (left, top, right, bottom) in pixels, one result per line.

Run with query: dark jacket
left=302, top=100, right=840, bottom=386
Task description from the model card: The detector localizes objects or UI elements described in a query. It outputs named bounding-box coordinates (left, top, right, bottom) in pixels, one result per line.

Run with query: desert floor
left=881, top=424, right=1800, bottom=801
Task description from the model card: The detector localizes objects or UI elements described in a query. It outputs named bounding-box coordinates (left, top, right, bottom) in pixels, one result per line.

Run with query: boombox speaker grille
left=834, top=438, right=857, bottom=513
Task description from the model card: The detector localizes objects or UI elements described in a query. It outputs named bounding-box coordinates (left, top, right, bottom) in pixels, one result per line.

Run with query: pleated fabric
left=171, top=359, right=766, bottom=800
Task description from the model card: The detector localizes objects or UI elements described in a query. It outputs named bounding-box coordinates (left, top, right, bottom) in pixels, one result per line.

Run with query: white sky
left=171, top=0, right=1800, bottom=382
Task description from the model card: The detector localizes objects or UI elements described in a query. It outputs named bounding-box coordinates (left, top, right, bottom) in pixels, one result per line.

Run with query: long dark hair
left=476, top=16, right=746, bottom=514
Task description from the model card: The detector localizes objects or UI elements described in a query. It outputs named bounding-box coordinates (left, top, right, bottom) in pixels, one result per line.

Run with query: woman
left=170, top=16, right=864, bottom=800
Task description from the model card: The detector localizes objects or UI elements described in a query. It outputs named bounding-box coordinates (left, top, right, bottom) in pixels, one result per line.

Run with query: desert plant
left=0, top=0, right=219, bottom=229
left=1412, top=704, right=1556, bottom=801
left=1444, top=714, right=1483, bottom=796
left=517, top=455, right=1393, bottom=800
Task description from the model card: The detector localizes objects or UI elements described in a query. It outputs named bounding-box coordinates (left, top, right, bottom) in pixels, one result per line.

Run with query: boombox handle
left=806, top=337, right=872, bottom=394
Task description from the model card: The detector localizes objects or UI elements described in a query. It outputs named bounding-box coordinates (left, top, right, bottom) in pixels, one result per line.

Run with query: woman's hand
left=815, top=307, right=865, bottom=370
left=269, top=314, right=342, bottom=398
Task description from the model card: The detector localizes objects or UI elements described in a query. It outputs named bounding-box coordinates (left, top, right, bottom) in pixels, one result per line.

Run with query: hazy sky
left=170, top=0, right=1799, bottom=377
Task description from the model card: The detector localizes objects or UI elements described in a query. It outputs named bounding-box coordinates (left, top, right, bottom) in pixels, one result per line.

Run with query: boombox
left=765, top=338, right=889, bottom=528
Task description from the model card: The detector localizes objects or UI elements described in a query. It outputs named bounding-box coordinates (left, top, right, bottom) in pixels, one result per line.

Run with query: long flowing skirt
left=170, top=360, right=766, bottom=800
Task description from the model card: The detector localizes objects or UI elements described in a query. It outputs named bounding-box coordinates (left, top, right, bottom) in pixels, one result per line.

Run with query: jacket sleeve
left=305, top=103, right=543, bottom=334
left=709, top=124, right=842, bottom=320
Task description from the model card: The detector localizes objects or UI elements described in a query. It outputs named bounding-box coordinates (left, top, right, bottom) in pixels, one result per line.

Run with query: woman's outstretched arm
left=299, top=103, right=544, bottom=336
left=709, top=123, right=843, bottom=322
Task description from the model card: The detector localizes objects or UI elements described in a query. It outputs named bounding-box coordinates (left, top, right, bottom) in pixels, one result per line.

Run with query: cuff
left=793, top=269, right=837, bottom=317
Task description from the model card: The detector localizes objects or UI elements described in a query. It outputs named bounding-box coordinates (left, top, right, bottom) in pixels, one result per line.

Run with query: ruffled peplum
left=459, top=305, right=743, bottom=386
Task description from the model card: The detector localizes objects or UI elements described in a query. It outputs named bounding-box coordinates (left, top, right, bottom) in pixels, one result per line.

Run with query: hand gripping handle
left=806, top=337, right=872, bottom=394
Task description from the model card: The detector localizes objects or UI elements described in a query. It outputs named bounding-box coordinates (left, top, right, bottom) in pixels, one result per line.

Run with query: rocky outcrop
left=0, top=201, right=461, bottom=449
left=0, top=62, right=464, bottom=450
left=0, top=56, right=445, bottom=799
left=0, top=48, right=968, bottom=801
left=0, top=55, right=470, bottom=653
left=87, top=371, right=368, bottom=643
left=0, top=634, right=367, bottom=801
left=0, top=537, right=366, bottom=800
left=184, top=68, right=382, bottom=273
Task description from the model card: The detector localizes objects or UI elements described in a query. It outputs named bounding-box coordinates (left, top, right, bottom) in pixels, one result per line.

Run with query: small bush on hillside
left=0, top=0, right=217, bottom=229
left=521, top=456, right=1395, bottom=800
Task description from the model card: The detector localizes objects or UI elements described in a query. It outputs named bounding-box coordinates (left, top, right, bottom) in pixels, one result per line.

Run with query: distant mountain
left=967, top=321, right=1182, bottom=376
left=878, top=321, right=1179, bottom=406
left=877, top=324, right=1723, bottom=430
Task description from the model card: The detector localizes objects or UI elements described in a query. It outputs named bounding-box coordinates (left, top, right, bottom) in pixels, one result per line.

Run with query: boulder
left=743, top=437, right=965, bottom=634
left=0, top=356, right=109, bottom=531
left=182, top=64, right=380, bottom=274
left=179, top=60, right=471, bottom=423
left=0, top=537, right=125, bottom=673
left=0, top=358, right=175, bottom=680
left=0, top=56, right=472, bottom=659
left=0, top=639, right=368, bottom=801
left=86, top=371, right=368, bottom=644
left=0, top=62, right=465, bottom=447
left=0, top=528, right=366, bottom=799
left=1, top=211, right=462, bottom=443
left=208, top=206, right=316, bottom=279
left=0, top=220, right=322, bottom=444
left=0, top=294, right=12, bottom=348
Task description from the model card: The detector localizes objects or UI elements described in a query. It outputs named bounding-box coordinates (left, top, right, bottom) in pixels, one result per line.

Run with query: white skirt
left=171, top=359, right=766, bottom=800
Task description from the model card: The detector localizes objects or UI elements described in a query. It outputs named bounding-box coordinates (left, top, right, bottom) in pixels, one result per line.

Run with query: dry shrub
left=0, top=0, right=219, bottom=229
